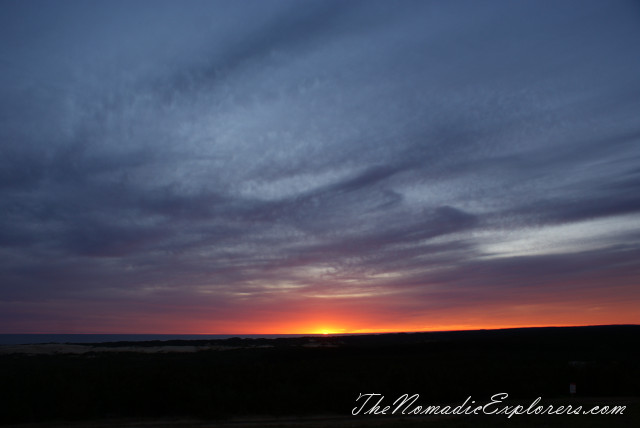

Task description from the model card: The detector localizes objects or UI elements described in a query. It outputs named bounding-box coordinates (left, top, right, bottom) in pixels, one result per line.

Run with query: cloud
left=1, top=0, right=640, bottom=332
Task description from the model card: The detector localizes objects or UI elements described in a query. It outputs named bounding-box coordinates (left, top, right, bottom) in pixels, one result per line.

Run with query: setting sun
left=310, top=326, right=345, bottom=335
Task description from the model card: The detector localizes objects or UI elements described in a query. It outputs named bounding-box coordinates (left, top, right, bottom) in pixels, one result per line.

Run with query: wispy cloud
left=1, top=0, right=639, bottom=332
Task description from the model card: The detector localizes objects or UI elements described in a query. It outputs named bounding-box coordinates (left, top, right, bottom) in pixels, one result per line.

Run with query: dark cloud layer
left=1, top=0, right=639, bottom=332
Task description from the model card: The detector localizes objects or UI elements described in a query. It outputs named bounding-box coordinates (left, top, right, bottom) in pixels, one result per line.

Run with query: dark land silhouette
left=1, top=325, right=639, bottom=427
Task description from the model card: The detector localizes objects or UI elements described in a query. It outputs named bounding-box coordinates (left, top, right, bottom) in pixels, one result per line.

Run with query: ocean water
left=0, top=334, right=311, bottom=345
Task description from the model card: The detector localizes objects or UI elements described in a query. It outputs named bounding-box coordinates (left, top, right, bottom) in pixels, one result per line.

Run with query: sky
left=1, top=0, right=639, bottom=334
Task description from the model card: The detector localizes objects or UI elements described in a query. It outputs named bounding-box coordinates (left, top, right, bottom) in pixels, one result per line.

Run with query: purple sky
left=1, top=0, right=639, bottom=333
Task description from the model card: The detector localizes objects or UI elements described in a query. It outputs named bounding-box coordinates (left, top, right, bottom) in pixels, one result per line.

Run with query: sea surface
left=0, top=334, right=311, bottom=345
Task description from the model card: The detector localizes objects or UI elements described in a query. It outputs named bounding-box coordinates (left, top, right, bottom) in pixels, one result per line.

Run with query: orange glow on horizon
left=196, top=312, right=639, bottom=336
left=192, top=303, right=640, bottom=336
left=6, top=294, right=639, bottom=334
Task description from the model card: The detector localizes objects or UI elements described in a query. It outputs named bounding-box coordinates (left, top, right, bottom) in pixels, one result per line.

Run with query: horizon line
left=2, top=323, right=638, bottom=336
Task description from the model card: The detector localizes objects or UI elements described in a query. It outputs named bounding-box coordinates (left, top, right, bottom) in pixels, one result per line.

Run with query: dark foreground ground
left=1, top=325, right=639, bottom=427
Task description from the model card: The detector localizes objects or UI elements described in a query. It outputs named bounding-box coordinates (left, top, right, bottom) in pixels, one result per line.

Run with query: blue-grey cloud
left=1, top=0, right=639, bottom=332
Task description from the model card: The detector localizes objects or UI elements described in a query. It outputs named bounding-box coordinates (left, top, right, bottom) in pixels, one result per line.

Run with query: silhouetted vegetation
left=0, top=326, right=638, bottom=425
